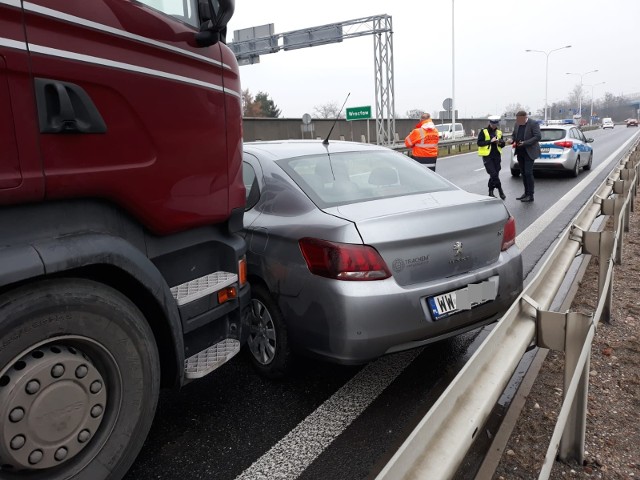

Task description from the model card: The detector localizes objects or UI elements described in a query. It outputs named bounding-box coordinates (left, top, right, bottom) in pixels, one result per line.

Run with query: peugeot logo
left=453, top=242, right=463, bottom=256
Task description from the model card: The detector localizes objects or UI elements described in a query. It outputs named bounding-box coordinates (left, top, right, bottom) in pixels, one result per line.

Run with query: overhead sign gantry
left=229, top=15, right=395, bottom=145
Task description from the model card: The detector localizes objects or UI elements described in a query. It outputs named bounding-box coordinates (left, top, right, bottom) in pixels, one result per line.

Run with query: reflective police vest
left=478, top=128, right=502, bottom=157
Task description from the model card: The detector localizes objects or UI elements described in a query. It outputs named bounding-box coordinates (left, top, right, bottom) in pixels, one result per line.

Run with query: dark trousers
left=413, top=155, right=437, bottom=171
left=482, top=155, right=502, bottom=190
left=516, top=150, right=535, bottom=196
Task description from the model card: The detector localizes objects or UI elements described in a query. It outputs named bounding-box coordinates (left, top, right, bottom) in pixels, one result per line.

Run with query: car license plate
left=426, top=276, right=499, bottom=320
left=540, top=147, right=550, bottom=153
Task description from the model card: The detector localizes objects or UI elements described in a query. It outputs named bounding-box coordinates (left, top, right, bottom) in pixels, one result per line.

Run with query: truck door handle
left=34, top=78, right=107, bottom=134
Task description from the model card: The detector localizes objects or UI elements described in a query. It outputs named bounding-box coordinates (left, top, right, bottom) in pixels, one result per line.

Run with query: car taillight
left=298, top=238, right=391, bottom=281
left=553, top=140, right=573, bottom=149
left=501, top=216, right=516, bottom=251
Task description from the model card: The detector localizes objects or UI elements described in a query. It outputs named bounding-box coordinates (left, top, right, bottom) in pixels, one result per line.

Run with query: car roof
left=243, top=140, right=390, bottom=161
left=541, top=125, right=575, bottom=130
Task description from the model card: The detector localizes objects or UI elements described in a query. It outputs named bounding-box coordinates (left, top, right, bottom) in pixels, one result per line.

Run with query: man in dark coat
left=511, top=110, right=541, bottom=202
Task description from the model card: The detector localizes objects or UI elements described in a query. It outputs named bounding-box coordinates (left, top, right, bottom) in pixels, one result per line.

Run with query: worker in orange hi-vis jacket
left=404, top=113, right=439, bottom=171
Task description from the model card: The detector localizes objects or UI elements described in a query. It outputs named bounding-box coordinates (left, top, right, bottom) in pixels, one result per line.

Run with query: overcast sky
left=227, top=0, right=639, bottom=119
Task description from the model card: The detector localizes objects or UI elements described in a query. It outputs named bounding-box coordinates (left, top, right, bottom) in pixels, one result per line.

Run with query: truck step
left=170, top=272, right=238, bottom=306
left=184, top=339, right=241, bottom=379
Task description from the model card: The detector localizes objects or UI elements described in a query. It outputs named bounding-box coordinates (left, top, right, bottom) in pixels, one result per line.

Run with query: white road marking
left=234, top=349, right=422, bottom=480
left=474, top=167, right=485, bottom=172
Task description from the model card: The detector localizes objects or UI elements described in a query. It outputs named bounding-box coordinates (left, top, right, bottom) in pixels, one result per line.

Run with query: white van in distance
left=435, top=122, right=465, bottom=140
left=602, top=118, right=614, bottom=129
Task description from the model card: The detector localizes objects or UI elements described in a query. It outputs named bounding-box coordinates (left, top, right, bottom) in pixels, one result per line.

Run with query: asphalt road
left=125, top=126, right=640, bottom=480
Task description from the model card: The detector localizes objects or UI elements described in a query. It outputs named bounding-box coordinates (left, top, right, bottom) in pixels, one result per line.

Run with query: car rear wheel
left=0, top=279, right=160, bottom=480
left=510, top=168, right=520, bottom=177
left=584, top=152, right=593, bottom=171
left=571, top=156, right=580, bottom=177
left=247, top=285, right=292, bottom=379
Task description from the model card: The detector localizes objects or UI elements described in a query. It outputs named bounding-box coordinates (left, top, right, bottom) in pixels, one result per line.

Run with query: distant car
left=510, top=125, right=594, bottom=178
left=626, top=118, right=638, bottom=127
left=242, top=140, right=523, bottom=377
left=435, top=122, right=465, bottom=140
left=602, top=118, right=614, bottom=129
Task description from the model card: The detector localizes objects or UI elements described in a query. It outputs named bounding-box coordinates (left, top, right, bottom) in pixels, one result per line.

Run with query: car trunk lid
left=323, top=191, right=509, bottom=286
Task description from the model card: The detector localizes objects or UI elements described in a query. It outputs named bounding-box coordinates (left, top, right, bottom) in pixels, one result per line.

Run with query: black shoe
left=516, top=193, right=527, bottom=200
left=520, top=195, right=534, bottom=202
left=498, top=189, right=506, bottom=200
left=488, top=189, right=496, bottom=197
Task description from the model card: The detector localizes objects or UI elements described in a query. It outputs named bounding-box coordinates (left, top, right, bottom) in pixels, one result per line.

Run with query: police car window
left=136, top=0, right=199, bottom=28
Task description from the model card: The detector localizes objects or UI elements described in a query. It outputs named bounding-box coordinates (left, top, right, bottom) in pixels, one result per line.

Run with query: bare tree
left=313, top=102, right=343, bottom=119
left=503, top=103, right=530, bottom=117
left=405, top=108, right=425, bottom=119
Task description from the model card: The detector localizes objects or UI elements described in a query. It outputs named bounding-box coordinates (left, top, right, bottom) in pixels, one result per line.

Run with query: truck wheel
left=0, top=279, right=160, bottom=480
left=246, top=285, right=292, bottom=379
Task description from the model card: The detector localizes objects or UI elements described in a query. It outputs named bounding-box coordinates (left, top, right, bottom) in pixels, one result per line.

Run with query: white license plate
left=427, top=276, right=499, bottom=320
left=541, top=147, right=550, bottom=153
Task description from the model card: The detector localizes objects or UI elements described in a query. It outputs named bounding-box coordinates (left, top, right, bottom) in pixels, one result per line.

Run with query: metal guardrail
left=390, top=137, right=480, bottom=156
left=376, top=133, right=640, bottom=480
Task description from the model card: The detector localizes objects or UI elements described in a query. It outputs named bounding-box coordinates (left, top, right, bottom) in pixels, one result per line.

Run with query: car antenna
left=322, top=92, right=350, bottom=146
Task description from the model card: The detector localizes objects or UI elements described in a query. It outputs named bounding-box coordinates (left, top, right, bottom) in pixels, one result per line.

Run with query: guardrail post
left=583, top=231, right=615, bottom=323
left=560, top=312, right=592, bottom=464
left=535, top=309, right=592, bottom=465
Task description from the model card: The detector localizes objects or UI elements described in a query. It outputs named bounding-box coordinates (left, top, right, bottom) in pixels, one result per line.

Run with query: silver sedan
left=242, top=140, right=523, bottom=377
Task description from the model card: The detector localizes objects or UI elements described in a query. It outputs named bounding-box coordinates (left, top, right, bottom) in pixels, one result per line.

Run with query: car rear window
left=276, top=150, right=455, bottom=208
left=540, top=129, right=566, bottom=142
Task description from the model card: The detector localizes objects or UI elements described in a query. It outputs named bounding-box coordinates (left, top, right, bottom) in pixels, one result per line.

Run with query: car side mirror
left=586, top=138, right=594, bottom=143
left=196, top=0, right=234, bottom=47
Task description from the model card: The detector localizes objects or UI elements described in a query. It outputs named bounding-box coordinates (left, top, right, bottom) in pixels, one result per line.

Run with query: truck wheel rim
left=248, top=299, right=277, bottom=365
left=0, top=338, right=118, bottom=473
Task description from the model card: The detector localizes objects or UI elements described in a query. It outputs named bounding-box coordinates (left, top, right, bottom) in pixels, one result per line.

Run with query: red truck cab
left=0, top=1, right=247, bottom=478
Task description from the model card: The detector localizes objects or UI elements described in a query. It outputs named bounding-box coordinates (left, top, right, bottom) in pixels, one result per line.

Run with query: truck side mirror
left=196, top=0, right=235, bottom=47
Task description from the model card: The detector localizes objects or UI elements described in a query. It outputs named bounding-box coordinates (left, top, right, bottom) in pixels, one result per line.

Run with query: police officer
left=477, top=115, right=506, bottom=199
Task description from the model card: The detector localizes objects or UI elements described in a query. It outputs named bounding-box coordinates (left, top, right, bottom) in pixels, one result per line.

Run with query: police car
left=510, top=125, right=594, bottom=178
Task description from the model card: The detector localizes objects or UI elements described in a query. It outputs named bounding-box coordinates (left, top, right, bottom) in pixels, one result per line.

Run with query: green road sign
left=346, top=106, right=372, bottom=121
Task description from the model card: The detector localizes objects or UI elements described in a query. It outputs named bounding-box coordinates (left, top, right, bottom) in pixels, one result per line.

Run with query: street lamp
left=566, top=69, right=599, bottom=119
left=525, top=45, right=572, bottom=123
left=451, top=0, right=456, bottom=129
left=584, top=81, right=606, bottom=125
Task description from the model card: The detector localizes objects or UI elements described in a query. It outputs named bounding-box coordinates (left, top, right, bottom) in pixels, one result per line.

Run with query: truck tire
left=0, top=279, right=160, bottom=480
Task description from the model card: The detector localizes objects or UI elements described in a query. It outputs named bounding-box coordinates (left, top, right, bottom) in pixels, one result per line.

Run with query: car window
left=276, top=150, right=455, bottom=208
left=455, top=124, right=463, bottom=131
left=436, top=125, right=450, bottom=133
left=135, top=0, right=199, bottom=28
left=540, top=129, right=566, bottom=142
left=578, top=130, right=589, bottom=142
left=242, top=162, right=260, bottom=210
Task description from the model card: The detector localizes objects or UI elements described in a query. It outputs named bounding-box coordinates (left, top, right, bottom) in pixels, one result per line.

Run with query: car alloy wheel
left=572, top=156, right=580, bottom=177
left=584, top=152, right=593, bottom=171
left=246, top=285, right=292, bottom=378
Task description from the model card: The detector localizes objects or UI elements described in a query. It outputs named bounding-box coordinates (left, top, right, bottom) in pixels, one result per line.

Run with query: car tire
left=246, top=284, right=292, bottom=379
left=571, top=156, right=581, bottom=177
left=0, top=279, right=160, bottom=480
left=510, top=168, right=520, bottom=177
left=584, top=152, right=593, bottom=171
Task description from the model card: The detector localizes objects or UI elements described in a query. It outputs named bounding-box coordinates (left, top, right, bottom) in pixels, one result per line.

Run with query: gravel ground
left=493, top=200, right=640, bottom=479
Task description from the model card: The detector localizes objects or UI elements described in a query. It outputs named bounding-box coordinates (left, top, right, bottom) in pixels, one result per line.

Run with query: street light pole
left=451, top=0, right=455, bottom=130
left=525, top=45, right=571, bottom=123
left=566, top=70, right=599, bottom=120
left=584, top=81, right=606, bottom=125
